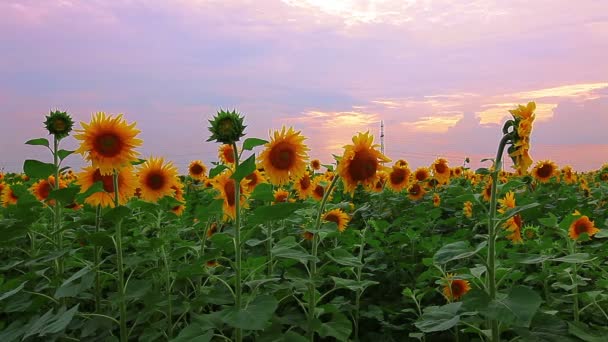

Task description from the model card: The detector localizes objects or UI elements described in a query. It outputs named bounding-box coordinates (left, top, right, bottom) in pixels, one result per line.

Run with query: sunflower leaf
left=242, top=138, right=268, bottom=151
left=57, top=149, right=74, bottom=161
left=47, top=187, right=80, bottom=204
left=23, top=159, right=56, bottom=179
left=209, top=165, right=228, bottom=178
left=25, top=138, right=50, bottom=148
left=433, top=241, right=487, bottom=265
left=75, top=181, right=105, bottom=203
left=231, top=154, right=256, bottom=182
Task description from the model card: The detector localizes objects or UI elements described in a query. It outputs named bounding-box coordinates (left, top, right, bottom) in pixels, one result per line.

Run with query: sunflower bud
left=207, top=109, right=246, bottom=144
left=44, top=110, right=74, bottom=139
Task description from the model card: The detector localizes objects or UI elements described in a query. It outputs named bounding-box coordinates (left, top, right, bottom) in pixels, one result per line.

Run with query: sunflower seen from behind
left=337, top=131, right=390, bottom=194
left=259, top=127, right=309, bottom=186
left=75, top=112, right=142, bottom=175
left=137, top=157, right=180, bottom=203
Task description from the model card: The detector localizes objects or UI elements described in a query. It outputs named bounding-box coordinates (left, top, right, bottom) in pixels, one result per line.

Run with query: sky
left=1, top=0, right=607, bottom=174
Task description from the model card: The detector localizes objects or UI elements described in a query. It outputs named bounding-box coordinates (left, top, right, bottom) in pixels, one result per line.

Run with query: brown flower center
left=145, top=172, right=165, bottom=190
left=435, top=162, right=447, bottom=174
left=325, top=213, right=339, bottom=224
left=348, top=149, right=377, bottom=181
left=299, top=174, right=311, bottom=190
left=94, top=133, right=122, bottom=157
left=93, top=169, right=115, bottom=193
left=224, top=179, right=236, bottom=206
left=537, top=163, right=554, bottom=178
left=38, top=182, right=52, bottom=199
left=390, top=168, right=407, bottom=185
left=190, top=164, right=204, bottom=175
left=415, top=170, right=428, bottom=181
left=409, top=184, right=421, bottom=195
left=313, top=184, right=324, bottom=198
left=269, top=142, right=295, bottom=170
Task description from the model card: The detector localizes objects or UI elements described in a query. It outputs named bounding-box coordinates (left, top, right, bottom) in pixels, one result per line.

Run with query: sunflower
left=498, top=191, right=523, bottom=243
left=463, top=201, right=473, bottom=218
left=408, top=183, right=426, bottom=201
left=371, top=171, right=387, bottom=193
left=498, top=191, right=516, bottom=213
left=395, top=159, right=409, bottom=168
left=337, top=131, right=390, bottom=194
left=30, top=176, right=67, bottom=203
left=310, top=159, right=321, bottom=171
left=560, top=166, right=576, bottom=184
left=532, top=160, right=558, bottom=183
left=323, top=208, right=350, bottom=232
left=218, top=144, right=235, bottom=165
left=273, top=188, right=290, bottom=203
left=413, top=167, right=430, bottom=182
left=482, top=180, right=493, bottom=202
left=452, top=166, right=463, bottom=178
left=569, top=215, right=600, bottom=240
left=322, top=171, right=335, bottom=182
left=75, top=112, right=142, bottom=175
left=293, top=173, right=313, bottom=199
left=171, top=204, right=185, bottom=216
left=77, top=166, right=137, bottom=207
left=431, top=158, right=450, bottom=184
left=443, top=274, right=471, bottom=301
left=245, top=169, right=266, bottom=192
left=137, top=157, right=180, bottom=203
left=432, top=193, right=441, bottom=207
left=387, top=165, right=410, bottom=192
left=258, top=127, right=309, bottom=186
left=302, top=231, right=314, bottom=241
left=212, top=171, right=250, bottom=221
left=311, top=179, right=327, bottom=201
left=1, top=185, right=18, bottom=207
left=206, top=222, right=219, bottom=238
left=188, top=160, right=207, bottom=181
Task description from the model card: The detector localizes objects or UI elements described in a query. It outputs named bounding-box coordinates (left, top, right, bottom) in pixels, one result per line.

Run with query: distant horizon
left=1, top=1, right=607, bottom=174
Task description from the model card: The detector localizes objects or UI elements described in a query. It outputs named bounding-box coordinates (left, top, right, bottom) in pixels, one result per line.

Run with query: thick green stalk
left=158, top=211, right=173, bottom=339
left=308, top=175, right=340, bottom=342
left=231, top=143, right=243, bottom=342
left=94, top=205, right=102, bottom=312
left=267, top=223, right=273, bottom=276
left=52, top=136, right=64, bottom=279
left=353, top=227, right=367, bottom=342
left=571, top=243, right=580, bottom=322
left=113, top=171, right=127, bottom=342
left=487, top=134, right=511, bottom=342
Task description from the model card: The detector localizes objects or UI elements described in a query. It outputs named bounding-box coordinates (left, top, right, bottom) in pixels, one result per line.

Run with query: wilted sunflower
left=30, top=176, right=67, bottom=204
left=387, top=165, right=410, bottom=192
left=259, top=127, right=309, bottom=186
left=442, top=274, right=471, bottom=301
left=310, top=159, right=321, bottom=171
left=293, top=173, right=313, bottom=199
left=75, top=112, right=142, bottom=175
left=273, top=188, right=290, bottom=203
left=432, top=193, right=441, bottom=207
left=1, top=185, right=18, bottom=207
left=413, top=167, right=430, bottom=182
left=532, top=160, right=558, bottom=183
left=188, top=160, right=207, bottom=181
left=77, top=166, right=137, bottom=207
left=498, top=191, right=523, bottom=243
left=408, top=183, right=426, bottom=201
left=569, top=215, right=600, bottom=240
left=337, top=131, right=390, bottom=194
left=463, top=201, right=473, bottom=218
left=137, top=157, right=180, bottom=203
left=323, top=208, right=350, bottom=232
left=245, top=169, right=266, bottom=192
left=431, top=158, right=450, bottom=184
left=212, top=171, right=250, bottom=221
left=218, top=144, right=235, bottom=165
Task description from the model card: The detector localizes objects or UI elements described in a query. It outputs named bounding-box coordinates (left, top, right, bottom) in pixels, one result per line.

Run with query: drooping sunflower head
left=294, top=172, right=313, bottom=199
left=442, top=274, right=471, bottom=301
left=188, top=160, right=207, bottom=181
left=497, top=191, right=516, bottom=214
left=387, top=165, right=410, bottom=192
left=207, top=109, right=246, bottom=144
left=463, top=201, right=473, bottom=218
left=509, top=101, right=536, bottom=120
left=408, top=183, right=426, bottom=201
left=503, top=214, right=523, bottom=244
left=337, top=131, right=391, bottom=194
left=77, top=166, right=137, bottom=207
left=431, top=158, right=450, bottom=184
left=75, top=112, right=142, bottom=175
left=258, top=126, right=309, bottom=186
left=310, top=159, right=321, bottom=171
left=569, top=215, right=600, bottom=241
left=482, top=180, right=493, bottom=202
left=532, top=160, right=558, bottom=183
left=44, top=110, right=74, bottom=139
left=218, top=144, right=236, bottom=165
left=323, top=208, right=350, bottom=232
left=137, top=157, right=180, bottom=203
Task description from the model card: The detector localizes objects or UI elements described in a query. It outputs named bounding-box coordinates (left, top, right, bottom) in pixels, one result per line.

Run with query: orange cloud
left=401, top=113, right=463, bottom=133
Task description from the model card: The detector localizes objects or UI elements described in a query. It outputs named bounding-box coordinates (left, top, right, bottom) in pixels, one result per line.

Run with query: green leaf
left=500, top=202, right=540, bottom=221
left=242, top=138, right=268, bottom=151
left=209, top=165, right=228, bottom=178
left=487, top=286, right=541, bottom=328
left=249, top=202, right=307, bottom=225
left=39, top=304, right=80, bottom=335
left=594, top=229, right=608, bottom=239
left=539, top=213, right=558, bottom=227
left=221, top=295, right=278, bottom=330
left=568, top=322, right=606, bottom=342
left=325, top=248, right=362, bottom=267
left=104, top=205, right=132, bottom=223
left=60, top=267, right=91, bottom=288
left=23, top=159, right=56, bottom=179
left=415, top=302, right=466, bottom=333
left=318, top=312, right=352, bottom=341
left=231, top=154, right=256, bottom=182
left=250, top=183, right=274, bottom=201
left=75, top=181, right=105, bottom=203
left=551, top=253, right=595, bottom=263
left=0, top=281, right=27, bottom=301
left=271, top=236, right=316, bottom=262
left=48, top=187, right=80, bottom=204
left=331, top=276, right=378, bottom=292
left=57, top=149, right=74, bottom=161
left=433, top=241, right=487, bottom=265
left=25, top=138, right=49, bottom=148
left=172, top=325, right=213, bottom=342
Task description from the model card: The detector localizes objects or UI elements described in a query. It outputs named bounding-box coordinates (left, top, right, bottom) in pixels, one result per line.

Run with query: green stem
left=571, top=243, right=580, bottom=323
left=267, top=223, right=273, bottom=276
left=158, top=211, right=173, bottom=339
left=113, top=171, right=127, bottom=342
left=52, top=136, right=64, bottom=281
left=232, top=142, right=243, bottom=342
left=94, top=205, right=102, bottom=312
left=354, top=227, right=367, bottom=342
left=487, top=134, right=511, bottom=342
left=308, top=175, right=340, bottom=342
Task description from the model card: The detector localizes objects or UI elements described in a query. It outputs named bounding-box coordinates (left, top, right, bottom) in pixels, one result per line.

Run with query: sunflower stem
left=231, top=142, right=243, bottom=342
left=308, top=175, right=340, bottom=342
left=571, top=242, right=580, bottom=323
left=52, top=136, right=64, bottom=284
left=158, top=210, right=173, bottom=339
left=113, top=171, right=128, bottom=342
left=487, top=134, right=511, bottom=342
left=353, top=226, right=367, bottom=342
left=267, top=222, right=273, bottom=276
left=94, top=204, right=102, bottom=313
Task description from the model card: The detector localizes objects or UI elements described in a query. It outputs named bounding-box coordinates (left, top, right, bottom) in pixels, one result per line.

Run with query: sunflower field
left=1, top=104, right=607, bottom=342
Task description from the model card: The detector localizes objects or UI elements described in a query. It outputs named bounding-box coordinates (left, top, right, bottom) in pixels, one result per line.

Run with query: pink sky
left=1, top=0, right=607, bottom=173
